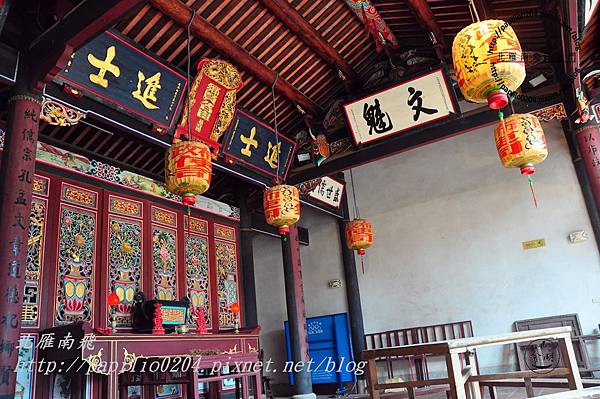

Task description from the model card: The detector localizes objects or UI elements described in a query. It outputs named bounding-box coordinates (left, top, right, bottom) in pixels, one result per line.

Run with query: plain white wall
left=254, top=118, right=600, bottom=381
left=349, top=119, right=600, bottom=372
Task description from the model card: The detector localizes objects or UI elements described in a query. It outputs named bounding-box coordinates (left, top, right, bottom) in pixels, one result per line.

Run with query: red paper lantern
left=165, top=140, right=212, bottom=206
left=230, top=302, right=241, bottom=314
left=264, top=185, right=301, bottom=235
left=495, top=113, right=547, bottom=175
left=107, top=292, right=120, bottom=307
left=345, top=218, right=373, bottom=255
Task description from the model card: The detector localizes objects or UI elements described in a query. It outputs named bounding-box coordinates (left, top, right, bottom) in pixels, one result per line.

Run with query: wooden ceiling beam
left=404, top=0, right=447, bottom=52
left=258, top=0, right=360, bottom=86
left=151, top=0, right=321, bottom=116
left=28, top=0, right=149, bottom=90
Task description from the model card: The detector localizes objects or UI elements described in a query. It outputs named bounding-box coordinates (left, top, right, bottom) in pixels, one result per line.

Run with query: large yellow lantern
left=165, top=140, right=212, bottom=206
left=452, top=20, right=526, bottom=109
left=345, top=218, right=373, bottom=255
left=264, top=185, right=300, bottom=235
left=495, top=113, right=547, bottom=175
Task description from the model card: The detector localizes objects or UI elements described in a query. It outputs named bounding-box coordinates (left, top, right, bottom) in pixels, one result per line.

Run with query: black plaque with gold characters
left=53, top=30, right=187, bottom=132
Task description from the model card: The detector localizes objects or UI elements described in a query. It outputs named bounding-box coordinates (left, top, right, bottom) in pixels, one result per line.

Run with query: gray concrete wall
left=254, top=119, right=600, bottom=382
left=254, top=206, right=348, bottom=384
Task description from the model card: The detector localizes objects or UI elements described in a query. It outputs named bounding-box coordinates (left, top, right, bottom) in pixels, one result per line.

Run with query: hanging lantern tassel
left=358, top=249, right=366, bottom=274
left=527, top=174, right=538, bottom=208
left=498, top=111, right=506, bottom=133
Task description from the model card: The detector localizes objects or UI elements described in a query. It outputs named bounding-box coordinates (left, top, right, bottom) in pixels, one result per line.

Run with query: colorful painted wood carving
left=0, top=131, right=241, bottom=221
left=532, top=103, right=568, bottom=122
left=214, top=224, right=235, bottom=241
left=55, top=203, right=97, bottom=324
left=185, top=233, right=211, bottom=328
left=344, top=0, right=399, bottom=52
left=62, top=183, right=98, bottom=209
left=185, top=216, right=208, bottom=235
left=23, top=197, right=47, bottom=328
left=109, top=196, right=143, bottom=218
left=151, top=207, right=177, bottom=228
left=152, top=224, right=178, bottom=301
left=32, top=175, right=50, bottom=197
left=40, top=98, right=86, bottom=126
left=215, top=240, right=239, bottom=328
left=108, top=216, right=143, bottom=327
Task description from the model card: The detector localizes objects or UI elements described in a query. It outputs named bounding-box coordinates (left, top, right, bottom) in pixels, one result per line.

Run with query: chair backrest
left=513, top=314, right=590, bottom=372
left=364, top=320, right=475, bottom=350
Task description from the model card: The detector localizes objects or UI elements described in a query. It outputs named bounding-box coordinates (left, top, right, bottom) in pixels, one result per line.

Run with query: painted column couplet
left=281, top=225, right=313, bottom=396
left=0, top=91, right=41, bottom=396
left=575, top=123, right=600, bottom=210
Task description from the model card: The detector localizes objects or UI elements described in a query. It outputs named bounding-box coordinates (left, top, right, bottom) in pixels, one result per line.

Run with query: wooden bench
left=363, top=327, right=583, bottom=399
left=365, top=321, right=477, bottom=382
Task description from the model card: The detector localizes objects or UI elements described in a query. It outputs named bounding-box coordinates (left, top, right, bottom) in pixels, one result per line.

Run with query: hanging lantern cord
left=187, top=206, right=191, bottom=240
left=271, top=73, right=281, bottom=184
left=185, top=7, right=196, bottom=142
left=349, top=168, right=360, bottom=219
left=467, top=0, right=480, bottom=22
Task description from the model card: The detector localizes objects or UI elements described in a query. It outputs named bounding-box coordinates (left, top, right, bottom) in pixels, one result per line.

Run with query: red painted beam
left=258, top=0, right=360, bottom=86
left=151, top=0, right=322, bottom=116
left=404, top=0, right=447, bottom=49
left=28, top=0, right=149, bottom=90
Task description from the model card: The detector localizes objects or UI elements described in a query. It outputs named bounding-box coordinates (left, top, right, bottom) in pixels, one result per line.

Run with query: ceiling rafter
left=404, top=0, right=447, bottom=58
left=151, top=0, right=321, bottom=116
left=258, top=0, right=360, bottom=86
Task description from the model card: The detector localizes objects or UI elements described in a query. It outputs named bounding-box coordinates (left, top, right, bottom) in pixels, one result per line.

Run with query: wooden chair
left=364, top=321, right=478, bottom=392
left=514, top=314, right=600, bottom=377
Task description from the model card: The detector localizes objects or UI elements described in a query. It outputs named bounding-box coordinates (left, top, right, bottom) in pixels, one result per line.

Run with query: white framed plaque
left=307, top=176, right=345, bottom=209
left=343, top=68, right=457, bottom=145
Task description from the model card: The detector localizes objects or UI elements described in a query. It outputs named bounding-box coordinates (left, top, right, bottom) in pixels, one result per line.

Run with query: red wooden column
left=281, top=225, right=315, bottom=399
left=0, top=89, right=41, bottom=397
left=575, top=123, right=600, bottom=209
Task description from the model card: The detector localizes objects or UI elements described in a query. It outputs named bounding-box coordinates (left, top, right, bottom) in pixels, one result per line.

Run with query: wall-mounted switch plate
left=568, top=230, right=588, bottom=243
left=328, top=279, right=342, bottom=289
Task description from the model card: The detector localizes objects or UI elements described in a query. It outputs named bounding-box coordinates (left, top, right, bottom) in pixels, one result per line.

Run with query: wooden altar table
left=81, top=331, right=261, bottom=399
left=363, top=326, right=583, bottom=399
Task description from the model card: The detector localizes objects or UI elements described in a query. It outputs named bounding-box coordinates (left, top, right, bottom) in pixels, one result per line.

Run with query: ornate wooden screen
left=9, top=166, right=242, bottom=398
left=105, top=194, right=145, bottom=328
left=21, top=170, right=240, bottom=333
left=184, top=215, right=212, bottom=329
